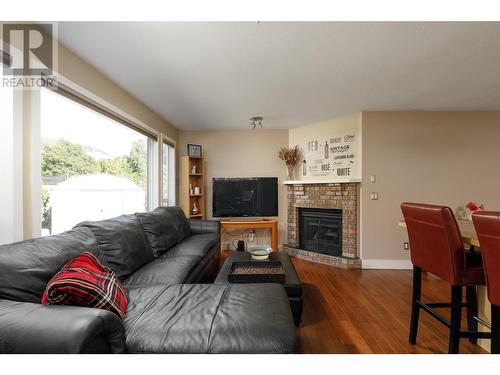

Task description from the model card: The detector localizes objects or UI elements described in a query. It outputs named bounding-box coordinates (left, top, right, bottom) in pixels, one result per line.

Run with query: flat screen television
left=212, top=177, right=278, bottom=217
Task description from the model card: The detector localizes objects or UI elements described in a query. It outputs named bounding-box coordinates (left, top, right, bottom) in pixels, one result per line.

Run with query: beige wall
left=179, top=129, right=289, bottom=248
left=361, top=111, right=500, bottom=264
left=57, top=44, right=178, bottom=141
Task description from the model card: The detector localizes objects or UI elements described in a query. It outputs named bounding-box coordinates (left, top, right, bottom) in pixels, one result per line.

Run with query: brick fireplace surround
left=282, top=182, right=361, bottom=268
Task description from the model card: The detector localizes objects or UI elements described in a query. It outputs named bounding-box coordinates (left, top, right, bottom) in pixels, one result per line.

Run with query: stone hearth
left=282, top=182, right=361, bottom=269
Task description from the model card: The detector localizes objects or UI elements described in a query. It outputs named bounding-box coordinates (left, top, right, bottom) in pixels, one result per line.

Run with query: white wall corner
left=362, top=259, right=413, bottom=270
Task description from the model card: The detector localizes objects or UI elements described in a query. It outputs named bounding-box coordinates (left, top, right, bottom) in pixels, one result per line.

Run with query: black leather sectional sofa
left=0, top=206, right=296, bottom=353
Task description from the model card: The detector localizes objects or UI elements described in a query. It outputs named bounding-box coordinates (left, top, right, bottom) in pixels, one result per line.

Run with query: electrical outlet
left=248, top=229, right=256, bottom=242
left=370, top=192, right=379, bottom=200
left=404, top=242, right=409, bottom=251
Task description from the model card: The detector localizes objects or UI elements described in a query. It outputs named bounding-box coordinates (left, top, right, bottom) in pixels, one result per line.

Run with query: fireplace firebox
left=298, top=208, right=342, bottom=256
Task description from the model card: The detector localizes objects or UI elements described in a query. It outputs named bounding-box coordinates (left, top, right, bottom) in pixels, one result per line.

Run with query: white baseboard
left=362, top=259, right=412, bottom=269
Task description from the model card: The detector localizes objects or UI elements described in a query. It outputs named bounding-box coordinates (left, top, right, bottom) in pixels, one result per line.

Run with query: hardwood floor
left=291, top=257, right=486, bottom=354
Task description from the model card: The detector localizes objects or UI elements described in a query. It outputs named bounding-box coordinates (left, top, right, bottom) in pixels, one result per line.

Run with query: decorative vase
left=286, top=165, right=294, bottom=180
left=192, top=202, right=199, bottom=215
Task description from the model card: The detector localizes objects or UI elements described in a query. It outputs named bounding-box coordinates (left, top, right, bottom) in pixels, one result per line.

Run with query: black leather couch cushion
left=208, top=284, right=296, bottom=353
left=75, top=215, right=154, bottom=279
left=154, top=206, right=191, bottom=241
left=125, top=232, right=219, bottom=285
left=122, top=256, right=202, bottom=287
left=183, top=245, right=220, bottom=284
left=0, top=299, right=126, bottom=353
left=136, top=206, right=191, bottom=257
left=0, top=227, right=97, bottom=303
left=165, top=206, right=192, bottom=241
left=189, top=219, right=220, bottom=235
left=123, top=233, right=220, bottom=287
left=124, top=284, right=296, bottom=353
left=161, top=233, right=219, bottom=259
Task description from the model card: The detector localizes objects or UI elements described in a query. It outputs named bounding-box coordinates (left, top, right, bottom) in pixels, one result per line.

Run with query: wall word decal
left=301, top=129, right=359, bottom=179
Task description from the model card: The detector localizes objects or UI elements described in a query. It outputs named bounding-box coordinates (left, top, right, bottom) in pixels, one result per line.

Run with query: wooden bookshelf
left=180, top=156, right=205, bottom=219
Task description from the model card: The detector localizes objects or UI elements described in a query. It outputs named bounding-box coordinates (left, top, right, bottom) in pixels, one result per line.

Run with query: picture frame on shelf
left=187, top=144, right=202, bottom=157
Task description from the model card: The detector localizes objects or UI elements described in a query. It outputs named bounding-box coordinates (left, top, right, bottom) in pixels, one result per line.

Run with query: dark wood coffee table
left=215, top=251, right=303, bottom=327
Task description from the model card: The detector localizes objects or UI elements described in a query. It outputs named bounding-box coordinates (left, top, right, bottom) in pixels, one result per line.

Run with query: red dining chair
left=472, top=211, right=500, bottom=354
left=401, top=202, right=491, bottom=353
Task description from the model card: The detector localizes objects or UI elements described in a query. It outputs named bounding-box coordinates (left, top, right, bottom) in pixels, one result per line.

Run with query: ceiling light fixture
left=250, top=116, right=263, bottom=130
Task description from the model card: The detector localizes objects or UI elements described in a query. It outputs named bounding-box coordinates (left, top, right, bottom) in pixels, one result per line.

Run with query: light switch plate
left=370, top=175, right=376, bottom=183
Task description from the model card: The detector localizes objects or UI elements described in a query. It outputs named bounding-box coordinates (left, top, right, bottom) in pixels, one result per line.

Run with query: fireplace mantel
left=283, top=178, right=361, bottom=185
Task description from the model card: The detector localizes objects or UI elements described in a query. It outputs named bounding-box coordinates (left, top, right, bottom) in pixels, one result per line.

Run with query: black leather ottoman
left=214, top=251, right=303, bottom=327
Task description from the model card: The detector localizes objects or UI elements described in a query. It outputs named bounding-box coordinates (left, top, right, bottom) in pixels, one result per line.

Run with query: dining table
left=398, top=219, right=480, bottom=249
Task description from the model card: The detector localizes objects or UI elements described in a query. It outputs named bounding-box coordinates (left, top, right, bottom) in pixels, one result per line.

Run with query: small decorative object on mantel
left=465, top=201, right=484, bottom=220
left=278, top=145, right=300, bottom=180
left=191, top=164, right=197, bottom=174
left=192, top=202, right=199, bottom=215
left=187, top=144, right=202, bottom=157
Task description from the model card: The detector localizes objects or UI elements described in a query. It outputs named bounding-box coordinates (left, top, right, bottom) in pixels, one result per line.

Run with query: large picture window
left=40, top=88, right=159, bottom=235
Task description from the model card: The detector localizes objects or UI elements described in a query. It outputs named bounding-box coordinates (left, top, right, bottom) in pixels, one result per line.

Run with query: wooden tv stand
left=220, top=219, right=278, bottom=251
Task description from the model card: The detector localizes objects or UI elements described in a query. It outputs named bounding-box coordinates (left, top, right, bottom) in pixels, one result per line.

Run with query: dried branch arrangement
left=278, top=145, right=300, bottom=166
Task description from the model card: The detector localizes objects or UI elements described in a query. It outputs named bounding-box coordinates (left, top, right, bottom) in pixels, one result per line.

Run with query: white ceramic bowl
left=248, top=246, right=273, bottom=260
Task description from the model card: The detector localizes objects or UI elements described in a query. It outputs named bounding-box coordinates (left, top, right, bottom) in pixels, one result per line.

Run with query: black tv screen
left=212, top=177, right=278, bottom=217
